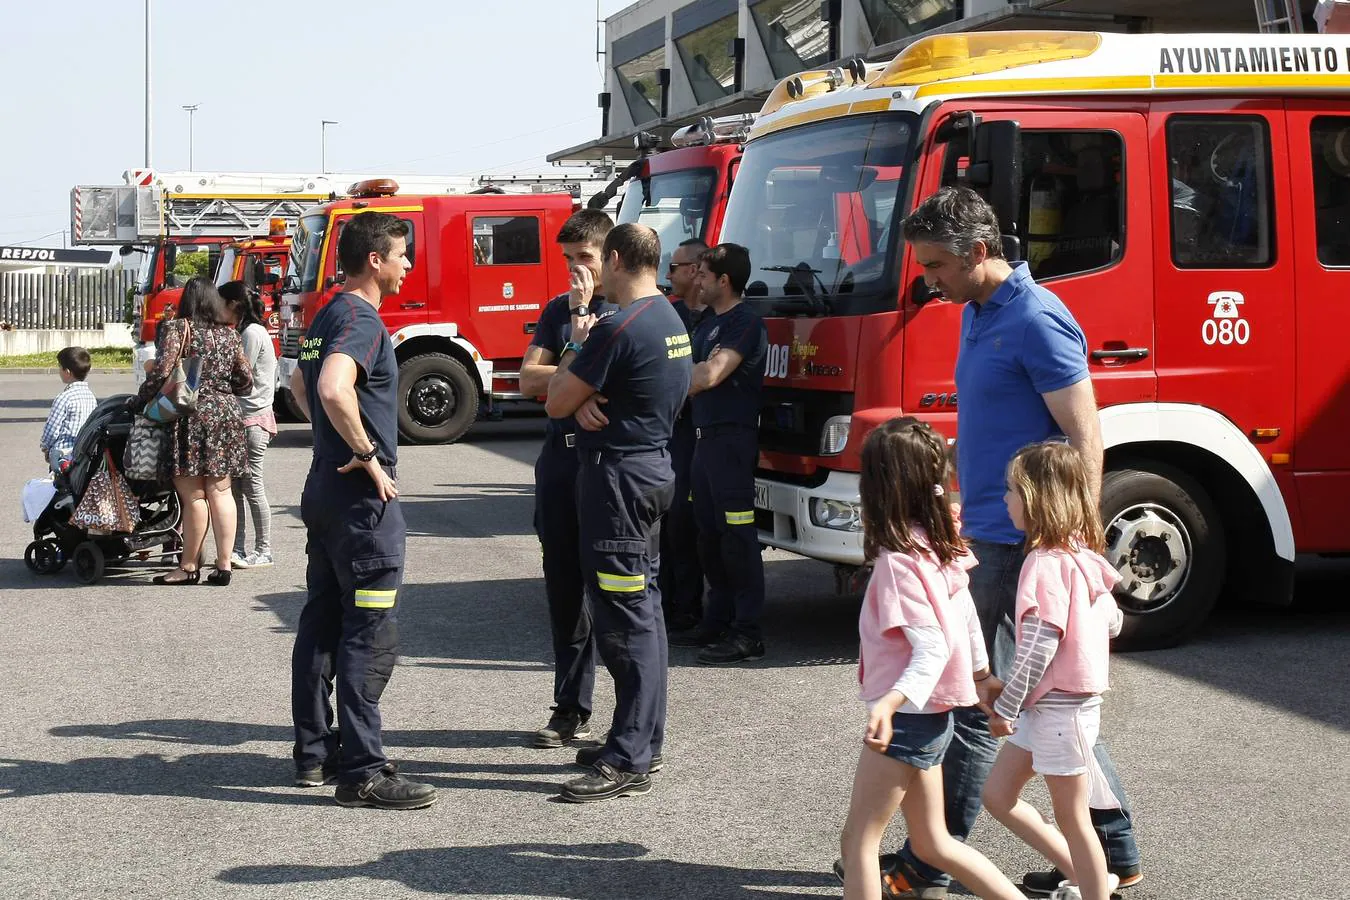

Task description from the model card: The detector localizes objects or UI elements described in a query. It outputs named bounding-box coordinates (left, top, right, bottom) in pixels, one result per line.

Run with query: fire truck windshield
left=617, top=169, right=716, bottom=289
left=292, top=214, right=328, bottom=293
left=721, top=113, right=915, bottom=316
left=214, top=246, right=239, bottom=287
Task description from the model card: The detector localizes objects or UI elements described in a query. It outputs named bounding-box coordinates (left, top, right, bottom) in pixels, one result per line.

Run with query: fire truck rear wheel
left=274, top=388, right=305, bottom=423
left=397, top=352, right=479, bottom=445
left=1100, top=463, right=1224, bottom=652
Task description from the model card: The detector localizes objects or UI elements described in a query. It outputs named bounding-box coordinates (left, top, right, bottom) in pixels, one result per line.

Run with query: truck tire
left=274, top=388, right=305, bottom=423
left=397, top=352, right=479, bottom=444
left=1100, top=463, right=1225, bottom=651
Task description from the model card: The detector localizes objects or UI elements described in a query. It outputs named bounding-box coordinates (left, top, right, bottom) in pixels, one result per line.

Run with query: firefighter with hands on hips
left=668, top=243, right=769, bottom=666
left=518, top=209, right=616, bottom=750
left=544, top=223, right=693, bottom=802
left=660, top=238, right=710, bottom=632
left=287, top=211, right=436, bottom=810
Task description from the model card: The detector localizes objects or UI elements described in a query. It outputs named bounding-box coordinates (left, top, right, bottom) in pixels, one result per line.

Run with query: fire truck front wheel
left=1100, top=463, right=1225, bottom=652
left=397, top=352, right=479, bottom=444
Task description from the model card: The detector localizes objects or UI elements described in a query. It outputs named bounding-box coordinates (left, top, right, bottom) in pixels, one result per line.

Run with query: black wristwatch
left=572, top=304, right=590, bottom=318
left=353, top=443, right=378, bottom=462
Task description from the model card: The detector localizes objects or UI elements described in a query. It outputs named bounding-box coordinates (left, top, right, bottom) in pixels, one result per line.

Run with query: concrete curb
left=0, top=367, right=133, bottom=375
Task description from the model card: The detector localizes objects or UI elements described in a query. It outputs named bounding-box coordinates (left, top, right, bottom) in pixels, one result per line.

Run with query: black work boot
left=560, top=760, right=651, bottom=803
left=668, top=623, right=726, bottom=648
left=575, top=744, right=663, bottom=774
left=294, top=758, right=340, bottom=787
left=533, top=707, right=592, bottom=749
left=334, top=763, right=437, bottom=810
left=697, top=632, right=765, bottom=665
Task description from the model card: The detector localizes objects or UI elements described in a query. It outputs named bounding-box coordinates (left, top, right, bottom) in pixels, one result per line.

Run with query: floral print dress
left=137, top=318, right=253, bottom=479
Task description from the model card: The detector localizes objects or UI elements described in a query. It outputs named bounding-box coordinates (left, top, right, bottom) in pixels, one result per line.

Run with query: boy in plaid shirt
left=40, top=347, right=97, bottom=472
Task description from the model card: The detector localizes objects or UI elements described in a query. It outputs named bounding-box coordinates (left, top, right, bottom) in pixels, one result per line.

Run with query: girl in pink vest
left=839, top=417, right=1025, bottom=900
left=980, top=441, right=1125, bottom=900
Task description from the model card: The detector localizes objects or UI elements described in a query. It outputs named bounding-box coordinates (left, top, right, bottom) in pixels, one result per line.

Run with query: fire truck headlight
left=820, top=416, right=851, bottom=456
left=810, top=498, right=863, bottom=532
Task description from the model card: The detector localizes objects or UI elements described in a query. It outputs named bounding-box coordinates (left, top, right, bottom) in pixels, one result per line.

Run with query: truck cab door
left=327, top=207, right=429, bottom=337
left=465, top=210, right=549, bottom=371
left=901, top=106, right=1157, bottom=437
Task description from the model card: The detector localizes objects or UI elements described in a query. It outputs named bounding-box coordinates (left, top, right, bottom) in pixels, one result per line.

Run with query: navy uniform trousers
left=658, top=408, right=704, bottom=624
left=577, top=448, right=675, bottom=774
left=691, top=424, right=765, bottom=640
left=532, top=429, right=596, bottom=715
left=292, top=462, right=404, bottom=786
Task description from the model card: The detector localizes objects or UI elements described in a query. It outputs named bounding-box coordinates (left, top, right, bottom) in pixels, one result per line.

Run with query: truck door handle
left=1091, top=347, right=1149, bottom=362
left=400, top=301, right=426, bottom=310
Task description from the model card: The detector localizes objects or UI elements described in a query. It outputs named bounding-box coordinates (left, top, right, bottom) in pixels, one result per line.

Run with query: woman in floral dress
left=138, top=277, right=253, bottom=585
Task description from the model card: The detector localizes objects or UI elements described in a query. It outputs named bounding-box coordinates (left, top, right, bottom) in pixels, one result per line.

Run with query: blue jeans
left=898, top=540, right=1141, bottom=884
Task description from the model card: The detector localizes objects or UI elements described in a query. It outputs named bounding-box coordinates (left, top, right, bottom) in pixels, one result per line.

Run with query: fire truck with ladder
left=274, top=166, right=624, bottom=443
left=607, top=29, right=1350, bottom=649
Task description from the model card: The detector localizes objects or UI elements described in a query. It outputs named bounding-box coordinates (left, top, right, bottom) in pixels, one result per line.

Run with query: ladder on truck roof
left=1254, top=0, right=1305, bottom=32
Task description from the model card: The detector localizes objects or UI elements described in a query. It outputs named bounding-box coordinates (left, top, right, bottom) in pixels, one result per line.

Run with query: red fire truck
left=617, top=30, right=1350, bottom=649
left=213, top=226, right=292, bottom=350
left=276, top=171, right=617, bottom=443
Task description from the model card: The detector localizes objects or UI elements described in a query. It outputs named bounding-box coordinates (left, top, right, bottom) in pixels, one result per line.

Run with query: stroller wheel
left=72, top=542, right=106, bottom=584
left=25, top=540, right=65, bottom=575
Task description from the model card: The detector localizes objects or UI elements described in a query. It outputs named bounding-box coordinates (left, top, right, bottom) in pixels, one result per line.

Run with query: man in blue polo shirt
left=878, top=187, right=1142, bottom=898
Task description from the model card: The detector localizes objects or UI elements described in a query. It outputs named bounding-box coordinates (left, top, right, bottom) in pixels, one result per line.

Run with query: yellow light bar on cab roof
left=876, top=30, right=1102, bottom=88
left=761, top=68, right=840, bottom=117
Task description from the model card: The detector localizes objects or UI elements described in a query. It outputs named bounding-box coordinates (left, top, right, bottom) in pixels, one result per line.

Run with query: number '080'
left=1202, top=318, right=1250, bottom=346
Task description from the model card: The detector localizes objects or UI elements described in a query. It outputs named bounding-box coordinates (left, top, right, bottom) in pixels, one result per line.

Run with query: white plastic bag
left=23, top=477, right=57, bottom=523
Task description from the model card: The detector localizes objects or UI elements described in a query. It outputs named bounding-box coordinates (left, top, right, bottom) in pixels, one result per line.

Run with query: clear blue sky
left=0, top=0, right=633, bottom=247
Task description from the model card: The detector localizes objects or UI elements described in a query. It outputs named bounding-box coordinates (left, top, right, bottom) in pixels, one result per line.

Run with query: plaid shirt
left=41, top=380, right=97, bottom=459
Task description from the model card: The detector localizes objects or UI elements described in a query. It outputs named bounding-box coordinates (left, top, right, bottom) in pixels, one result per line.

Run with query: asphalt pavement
left=1, top=372, right=1346, bottom=900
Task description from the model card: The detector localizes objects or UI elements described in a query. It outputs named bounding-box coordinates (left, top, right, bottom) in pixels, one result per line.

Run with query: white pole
left=321, top=120, right=338, bottom=173
left=182, top=104, right=199, bottom=169
left=144, top=0, right=152, bottom=168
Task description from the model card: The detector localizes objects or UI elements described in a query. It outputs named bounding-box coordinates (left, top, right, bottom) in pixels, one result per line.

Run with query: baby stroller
left=25, top=394, right=182, bottom=584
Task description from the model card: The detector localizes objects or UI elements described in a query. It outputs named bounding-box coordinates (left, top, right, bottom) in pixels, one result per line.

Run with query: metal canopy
left=548, top=91, right=769, bottom=164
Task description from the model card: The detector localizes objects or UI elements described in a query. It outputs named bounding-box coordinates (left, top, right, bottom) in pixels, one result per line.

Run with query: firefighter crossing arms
left=1158, top=43, right=1350, bottom=75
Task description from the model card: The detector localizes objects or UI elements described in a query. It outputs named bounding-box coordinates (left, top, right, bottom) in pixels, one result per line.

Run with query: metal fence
left=0, top=270, right=134, bottom=330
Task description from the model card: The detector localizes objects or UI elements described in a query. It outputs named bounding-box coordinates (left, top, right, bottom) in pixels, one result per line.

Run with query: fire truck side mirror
left=253, top=260, right=267, bottom=286
left=968, top=120, right=1023, bottom=262
left=281, top=274, right=300, bottom=294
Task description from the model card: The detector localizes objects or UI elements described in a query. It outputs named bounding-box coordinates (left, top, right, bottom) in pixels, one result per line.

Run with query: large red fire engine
left=276, top=169, right=619, bottom=444
left=618, top=30, right=1350, bottom=649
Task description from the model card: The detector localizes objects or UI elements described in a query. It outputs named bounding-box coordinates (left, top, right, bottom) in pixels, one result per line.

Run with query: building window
left=615, top=47, right=664, bottom=126
left=472, top=217, right=541, bottom=266
left=750, top=0, right=829, bottom=79
left=1310, top=116, right=1350, bottom=267
left=860, top=0, right=960, bottom=48
left=675, top=11, right=740, bottom=105
left=1167, top=116, right=1274, bottom=269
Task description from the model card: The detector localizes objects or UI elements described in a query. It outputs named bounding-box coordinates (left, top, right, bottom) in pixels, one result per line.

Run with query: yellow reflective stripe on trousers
left=596, top=571, right=645, bottom=593
left=354, top=588, right=397, bottom=608
left=725, top=509, right=755, bottom=526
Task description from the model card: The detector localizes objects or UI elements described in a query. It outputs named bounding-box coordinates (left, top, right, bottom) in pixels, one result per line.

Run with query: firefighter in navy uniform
left=544, top=224, right=693, bottom=802
left=660, top=238, right=709, bottom=632
left=517, top=209, right=615, bottom=749
left=669, top=243, right=769, bottom=666
left=288, top=211, right=436, bottom=811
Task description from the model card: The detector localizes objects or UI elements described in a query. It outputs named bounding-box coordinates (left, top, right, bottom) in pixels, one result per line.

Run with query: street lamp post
left=144, top=0, right=152, bottom=168
left=182, top=104, right=199, bottom=169
left=321, top=120, right=338, bottom=173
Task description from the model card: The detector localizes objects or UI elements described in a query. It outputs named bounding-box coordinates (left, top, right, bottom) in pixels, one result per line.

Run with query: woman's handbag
left=144, top=319, right=202, bottom=424
left=72, top=449, right=139, bottom=535
left=123, top=415, right=169, bottom=482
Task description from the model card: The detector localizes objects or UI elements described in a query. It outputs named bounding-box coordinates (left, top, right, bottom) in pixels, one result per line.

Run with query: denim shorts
left=883, top=710, right=955, bottom=769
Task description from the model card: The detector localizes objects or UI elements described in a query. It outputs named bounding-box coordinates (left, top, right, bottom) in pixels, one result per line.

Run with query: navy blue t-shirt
left=299, top=292, right=398, bottom=466
left=530, top=292, right=615, bottom=437
left=690, top=301, right=767, bottom=429
left=569, top=295, right=693, bottom=453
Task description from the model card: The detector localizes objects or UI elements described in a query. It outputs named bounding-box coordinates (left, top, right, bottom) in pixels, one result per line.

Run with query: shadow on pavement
left=216, top=841, right=835, bottom=899
left=1122, top=555, right=1350, bottom=731
left=49, top=719, right=542, bottom=752
left=250, top=556, right=859, bottom=671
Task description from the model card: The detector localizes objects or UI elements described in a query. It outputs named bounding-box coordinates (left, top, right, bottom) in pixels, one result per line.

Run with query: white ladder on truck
left=1255, top=0, right=1305, bottom=32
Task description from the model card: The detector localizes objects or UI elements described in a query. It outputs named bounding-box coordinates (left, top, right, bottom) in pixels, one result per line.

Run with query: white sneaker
left=229, top=552, right=251, bottom=569
left=1049, top=874, right=1120, bottom=900
left=245, top=552, right=273, bottom=568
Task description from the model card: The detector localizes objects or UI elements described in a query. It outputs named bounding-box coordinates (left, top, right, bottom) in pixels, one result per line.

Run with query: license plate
left=754, top=482, right=769, bottom=510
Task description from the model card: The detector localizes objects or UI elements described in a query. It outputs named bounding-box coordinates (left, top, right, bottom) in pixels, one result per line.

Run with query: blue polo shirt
left=690, top=301, right=767, bottom=429
left=953, top=263, right=1090, bottom=544
left=569, top=295, right=693, bottom=453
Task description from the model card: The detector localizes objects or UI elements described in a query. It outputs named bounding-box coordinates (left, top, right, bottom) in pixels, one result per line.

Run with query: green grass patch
left=0, top=347, right=133, bottom=369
